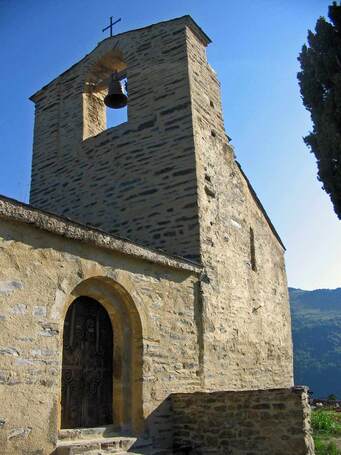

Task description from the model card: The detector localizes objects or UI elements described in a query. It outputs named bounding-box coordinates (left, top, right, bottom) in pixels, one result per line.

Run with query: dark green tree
left=298, top=2, right=341, bottom=219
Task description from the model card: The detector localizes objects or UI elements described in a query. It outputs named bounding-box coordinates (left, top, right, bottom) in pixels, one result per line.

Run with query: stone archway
left=61, top=296, right=113, bottom=429
left=60, top=277, right=143, bottom=434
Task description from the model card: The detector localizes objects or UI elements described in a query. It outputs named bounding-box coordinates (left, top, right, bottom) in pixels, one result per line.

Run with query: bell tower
left=30, top=16, right=293, bottom=391
left=30, top=16, right=212, bottom=261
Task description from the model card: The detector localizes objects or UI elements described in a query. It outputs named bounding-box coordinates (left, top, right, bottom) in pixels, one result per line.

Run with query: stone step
left=56, top=433, right=153, bottom=455
left=111, top=453, right=154, bottom=455
left=56, top=448, right=153, bottom=455
left=59, top=425, right=119, bottom=441
left=56, top=437, right=136, bottom=454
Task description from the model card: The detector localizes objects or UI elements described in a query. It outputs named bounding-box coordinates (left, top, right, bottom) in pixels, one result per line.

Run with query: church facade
left=0, top=16, right=313, bottom=455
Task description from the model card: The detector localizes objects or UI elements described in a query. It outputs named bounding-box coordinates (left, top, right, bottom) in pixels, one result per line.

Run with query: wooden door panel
left=61, top=297, right=113, bottom=429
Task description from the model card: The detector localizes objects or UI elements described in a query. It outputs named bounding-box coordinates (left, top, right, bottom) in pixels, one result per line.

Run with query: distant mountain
left=289, top=287, right=341, bottom=399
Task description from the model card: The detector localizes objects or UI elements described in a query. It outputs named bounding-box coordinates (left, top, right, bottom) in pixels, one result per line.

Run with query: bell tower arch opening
left=60, top=277, right=143, bottom=434
left=83, top=49, right=128, bottom=139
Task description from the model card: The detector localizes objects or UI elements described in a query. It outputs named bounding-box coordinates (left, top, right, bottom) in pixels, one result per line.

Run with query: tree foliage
left=298, top=2, right=341, bottom=219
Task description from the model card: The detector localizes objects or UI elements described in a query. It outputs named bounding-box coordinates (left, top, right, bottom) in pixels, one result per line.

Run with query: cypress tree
left=298, top=2, right=341, bottom=219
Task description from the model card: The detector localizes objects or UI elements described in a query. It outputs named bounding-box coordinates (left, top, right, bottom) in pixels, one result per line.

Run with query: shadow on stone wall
left=130, top=387, right=315, bottom=455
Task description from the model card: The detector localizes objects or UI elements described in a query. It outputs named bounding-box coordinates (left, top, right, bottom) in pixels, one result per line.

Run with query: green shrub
left=312, top=410, right=341, bottom=435
left=314, top=437, right=339, bottom=455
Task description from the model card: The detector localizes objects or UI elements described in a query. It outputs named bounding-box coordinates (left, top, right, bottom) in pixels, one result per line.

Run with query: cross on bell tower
left=102, top=16, right=122, bottom=37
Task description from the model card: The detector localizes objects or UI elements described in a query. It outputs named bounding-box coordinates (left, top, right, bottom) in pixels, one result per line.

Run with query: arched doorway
left=61, top=296, right=113, bottom=429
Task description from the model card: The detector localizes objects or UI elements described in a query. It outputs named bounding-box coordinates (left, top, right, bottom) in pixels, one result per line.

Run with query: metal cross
left=102, top=17, right=121, bottom=37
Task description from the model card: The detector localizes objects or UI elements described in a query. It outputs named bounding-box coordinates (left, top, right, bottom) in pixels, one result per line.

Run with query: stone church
left=0, top=16, right=313, bottom=455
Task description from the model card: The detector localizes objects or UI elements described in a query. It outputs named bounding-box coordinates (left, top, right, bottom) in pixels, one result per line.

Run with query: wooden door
left=61, top=297, right=113, bottom=428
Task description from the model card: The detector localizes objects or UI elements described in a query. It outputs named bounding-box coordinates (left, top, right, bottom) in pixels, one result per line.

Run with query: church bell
left=104, top=73, right=128, bottom=109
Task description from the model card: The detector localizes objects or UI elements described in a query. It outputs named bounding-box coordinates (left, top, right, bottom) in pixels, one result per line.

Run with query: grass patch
left=315, top=437, right=339, bottom=455
left=312, top=410, right=341, bottom=455
left=312, top=410, right=341, bottom=435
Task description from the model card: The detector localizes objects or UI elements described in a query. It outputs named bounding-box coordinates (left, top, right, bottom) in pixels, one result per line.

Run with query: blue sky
left=0, top=0, right=339, bottom=290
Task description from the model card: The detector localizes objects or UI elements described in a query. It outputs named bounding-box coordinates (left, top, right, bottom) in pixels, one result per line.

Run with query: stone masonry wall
left=29, top=16, right=293, bottom=393
left=0, top=211, right=201, bottom=454
left=185, top=27, right=293, bottom=390
left=171, top=387, right=315, bottom=455
left=30, top=17, right=204, bottom=262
